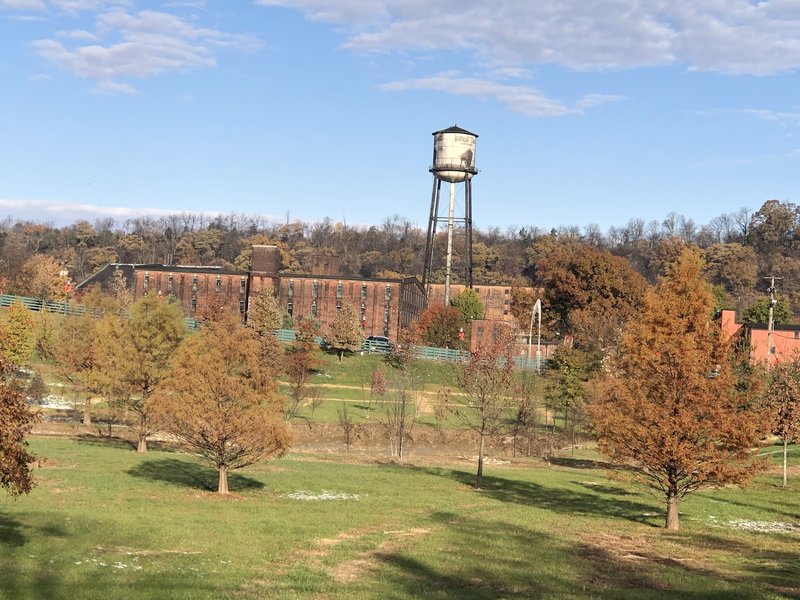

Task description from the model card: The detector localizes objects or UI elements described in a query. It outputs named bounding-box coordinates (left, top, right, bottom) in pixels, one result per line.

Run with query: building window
left=192, top=276, right=198, bottom=292
left=336, top=302, right=342, bottom=312
left=166, top=274, right=173, bottom=293
left=311, top=301, right=317, bottom=318
left=312, top=281, right=319, bottom=299
left=215, top=277, right=222, bottom=293
left=385, top=286, right=392, bottom=301
left=384, top=307, right=390, bottom=323
left=287, top=301, right=293, bottom=316
left=239, top=300, right=246, bottom=314
left=360, top=303, right=366, bottom=321
left=336, top=282, right=343, bottom=300
left=240, top=279, right=246, bottom=294
left=795, top=331, right=800, bottom=340
left=288, top=280, right=294, bottom=298
left=143, top=273, right=150, bottom=289
left=361, top=284, right=367, bottom=300
left=191, top=298, right=197, bottom=312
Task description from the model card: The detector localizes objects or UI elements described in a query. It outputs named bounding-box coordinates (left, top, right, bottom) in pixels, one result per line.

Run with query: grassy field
left=1, top=437, right=799, bottom=600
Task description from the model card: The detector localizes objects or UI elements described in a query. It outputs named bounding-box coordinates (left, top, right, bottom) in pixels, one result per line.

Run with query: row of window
left=287, top=281, right=393, bottom=302
left=142, top=273, right=247, bottom=295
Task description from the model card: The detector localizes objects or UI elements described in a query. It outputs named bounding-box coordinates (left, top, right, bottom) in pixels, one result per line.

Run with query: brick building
left=721, top=309, right=800, bottom=366
left=77, top=245, right=426, bottom=341
left=78, top=245, right=530, bottom=342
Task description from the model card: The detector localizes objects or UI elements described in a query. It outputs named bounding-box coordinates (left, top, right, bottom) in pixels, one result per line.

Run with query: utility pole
left=765, top=276, right=783, bottom=367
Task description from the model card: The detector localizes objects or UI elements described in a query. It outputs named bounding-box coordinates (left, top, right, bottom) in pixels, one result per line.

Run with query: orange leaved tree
left=154, top=310, right=289, bottom=494
left=589, top=248, right=763, bottom=530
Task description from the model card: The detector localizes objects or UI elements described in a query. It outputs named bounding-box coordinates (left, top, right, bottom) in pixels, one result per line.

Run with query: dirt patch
left=331, top=528, right=431, bottom=583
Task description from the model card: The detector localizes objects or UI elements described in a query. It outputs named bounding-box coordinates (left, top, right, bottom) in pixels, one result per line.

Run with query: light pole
left=528, top=298, right=542, bottom=372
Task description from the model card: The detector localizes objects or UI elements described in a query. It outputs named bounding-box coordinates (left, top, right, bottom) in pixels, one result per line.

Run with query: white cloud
left=33, top=8, right=261, bottom=90
left=380, top=74, right=624, bottom=117
left=50, top=0, right=130, bottom=15
left=0, top=0, right=45, bottom=10
left=575, top=94, right=626, bottom=109
left=740, top=109, right=800, bottom=127
left=57, top=29, right=98, bottom=40
left=257, top=0, right=800, bottom=75
left=92, top=79, right=139, bottom=94
left=0, top=198, right=194, bottom=222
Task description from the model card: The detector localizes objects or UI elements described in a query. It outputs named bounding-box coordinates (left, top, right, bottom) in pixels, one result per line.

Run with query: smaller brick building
left=721, top=309, right=800, bottom=366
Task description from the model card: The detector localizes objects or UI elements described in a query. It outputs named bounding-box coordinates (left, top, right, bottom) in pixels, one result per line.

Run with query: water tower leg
left=444, top=182, right=456, bottom=306
left=423, top=176, right=441, bottom=290
left=465, top=179, right=473, bottom=289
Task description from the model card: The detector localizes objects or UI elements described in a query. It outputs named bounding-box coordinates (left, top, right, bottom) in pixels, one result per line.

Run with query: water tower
left=422, top=125, right=478, bottom=305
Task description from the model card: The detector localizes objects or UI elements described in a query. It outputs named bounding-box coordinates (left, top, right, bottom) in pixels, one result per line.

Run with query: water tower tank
left=431, top=125, right=478, bottom=183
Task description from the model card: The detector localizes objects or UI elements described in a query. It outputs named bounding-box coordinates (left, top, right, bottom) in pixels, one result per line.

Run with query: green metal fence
left=1, top=296, right=543, bottom=368
left=0, top=294, right=200, bottom=331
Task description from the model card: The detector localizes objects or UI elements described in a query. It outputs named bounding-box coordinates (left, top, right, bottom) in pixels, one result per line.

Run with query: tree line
left=4, top=199, right=800, bottom=318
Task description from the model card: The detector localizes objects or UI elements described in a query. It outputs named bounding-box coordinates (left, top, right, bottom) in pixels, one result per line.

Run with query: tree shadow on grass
left=548, top=456, right=633, bottom=471
left=75, top=434, right=177, bottom=453
left=413, top=466, right=660, bottom=525
left=370, top=514, right=778, bottom=600
left=0, top=513, right=26, bottom=547
left=0, top=565, right=229, bottom=600
left=126, top=458, right=265, bottom=493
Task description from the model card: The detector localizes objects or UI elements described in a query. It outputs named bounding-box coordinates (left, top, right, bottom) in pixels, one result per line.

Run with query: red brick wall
left=132, top=269, right=248, bottom=317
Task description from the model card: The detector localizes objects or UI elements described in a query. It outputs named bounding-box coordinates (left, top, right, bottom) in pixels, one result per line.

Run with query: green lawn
left=2, top=437, right=799, bottom=599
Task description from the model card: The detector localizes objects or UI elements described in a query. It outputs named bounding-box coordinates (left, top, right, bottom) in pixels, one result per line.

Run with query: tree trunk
left=218, top=466, right=229, bottom=495
left=137, top=435, right=148, bottom=453
left=665, top=491, right=680, bottom=531
left=338, top=350, right=344, bottom=364
left=783, top=438, right=789, bottom=488
left=476, top=433, right=485, bottom=489
left=83, top=398, right=92, bottom=427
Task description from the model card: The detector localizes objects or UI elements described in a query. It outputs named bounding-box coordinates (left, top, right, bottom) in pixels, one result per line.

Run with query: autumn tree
left=14, top=254, right=65, bottom=303
left=0, top=301, right=35, bottom=366
left=446, top=332, right=516, bottom=488
left=765, top=358, right=800, bottom=487
left=527, top=238, right=646, bottom=355
left=416, top=305, right=465, bottom=349
left=0, top=358, right=39, bottom=496
left=589, top=248, right=763, bottom=531
left=247, top=287, right=285, bottom=334
left=154, top=310, right=289, bottom=494
left=53, top=311, right=106, bottom=427
left=326, top=302, right=363, bottom=363
left=103, top=294, right=186, bottom=452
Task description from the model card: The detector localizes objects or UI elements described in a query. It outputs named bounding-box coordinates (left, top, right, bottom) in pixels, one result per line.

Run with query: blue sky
left=1, top=0, right=798, bottom=233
